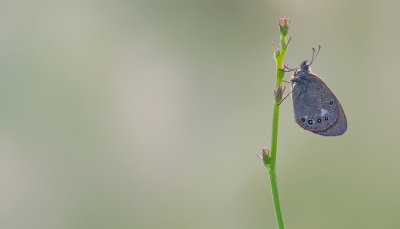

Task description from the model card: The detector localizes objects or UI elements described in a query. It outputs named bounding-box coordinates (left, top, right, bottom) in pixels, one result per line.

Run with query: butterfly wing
left=291, top=73, right=346, bottom=136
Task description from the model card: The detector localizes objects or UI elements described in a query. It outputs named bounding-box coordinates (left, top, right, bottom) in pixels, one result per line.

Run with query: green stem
left=270, top=104, right=280, bottom=170
left=262, top=18, right=290, bottom=229
left=267, top=103, right=285, bottom=229
left=268, top=167, right=284, bottom=229
left=275, top=59, right=284, bottom=88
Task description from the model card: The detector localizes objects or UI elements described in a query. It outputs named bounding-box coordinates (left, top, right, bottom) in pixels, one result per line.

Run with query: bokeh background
left=1, top=0, right=399, bottom=228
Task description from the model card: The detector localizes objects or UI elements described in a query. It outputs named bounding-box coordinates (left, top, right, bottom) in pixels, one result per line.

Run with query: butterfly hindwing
left=291, top=74, right=342, bottom=133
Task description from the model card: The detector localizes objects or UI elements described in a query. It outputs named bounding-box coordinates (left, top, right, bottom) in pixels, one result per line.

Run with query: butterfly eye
left=308, top=120, right=313, bottom=125
left=329, top=101, right=334, bottom=105
left=325, top=117, right=328, bottom=120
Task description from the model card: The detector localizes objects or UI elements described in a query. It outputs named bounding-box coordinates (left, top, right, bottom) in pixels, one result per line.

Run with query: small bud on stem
left=279, top=18, right=290, bottom=37
left=274, top=85, right=286, bottom=104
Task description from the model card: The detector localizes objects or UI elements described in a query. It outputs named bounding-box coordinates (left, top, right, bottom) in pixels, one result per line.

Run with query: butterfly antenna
left=308, top=45, right=321, bottom=66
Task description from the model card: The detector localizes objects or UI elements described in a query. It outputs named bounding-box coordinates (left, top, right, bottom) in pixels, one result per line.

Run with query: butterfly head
left=293, top=45, right=321, bottom=78
left=294, top=60, right=311, bottom=77
left=300, top=60, right=310, bottom=71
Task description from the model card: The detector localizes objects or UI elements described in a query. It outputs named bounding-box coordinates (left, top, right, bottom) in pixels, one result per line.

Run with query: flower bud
left=274, top=85, right=286, bottom=103
left=257, top=147, right=270, bottom=163
left=279, top=18, right=290, bottom=36
left=275, top=48, right=280, bottom=59
left=282, top=36, right=292, bottom=51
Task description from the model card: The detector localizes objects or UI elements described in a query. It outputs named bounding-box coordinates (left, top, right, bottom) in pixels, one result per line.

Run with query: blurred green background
left=1, top=0, right=399, bottom=228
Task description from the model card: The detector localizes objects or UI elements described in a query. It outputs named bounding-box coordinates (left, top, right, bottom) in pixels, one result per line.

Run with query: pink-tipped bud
left=279, top=17, right=290, bottom=36
left=272, top=41, right=280, bottom=58
left=262, top=147, right=269, bottom=155
left=282, top=36, right=292, bottom=50
left=274, top=85, right=286, bottom=103
left=261, top=147, right=270, bottom=163
left=275, top=48, right=280, bottom=59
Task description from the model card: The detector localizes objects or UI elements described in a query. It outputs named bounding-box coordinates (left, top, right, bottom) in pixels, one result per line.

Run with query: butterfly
left=285, top=46, right=347, bottom=136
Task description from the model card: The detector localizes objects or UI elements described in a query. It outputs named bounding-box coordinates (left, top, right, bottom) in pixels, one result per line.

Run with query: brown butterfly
left=286, top=46, right=347, bottom=136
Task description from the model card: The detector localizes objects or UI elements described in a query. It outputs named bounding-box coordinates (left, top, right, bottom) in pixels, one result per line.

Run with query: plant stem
left=267, top=103, right=285, bottom=229
left=259, top=17, right=291, bottom=229
left=275, top=59, right=284, bottom=88
left=268, top=166, right=284, bottom=228
left=270, top=104, right=280, bottom=170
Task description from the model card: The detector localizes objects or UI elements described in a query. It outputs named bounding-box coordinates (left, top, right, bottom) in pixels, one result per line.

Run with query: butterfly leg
left=280, top=65, right=298, bottom=72
left=278, top=89, right=293, bottom=106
